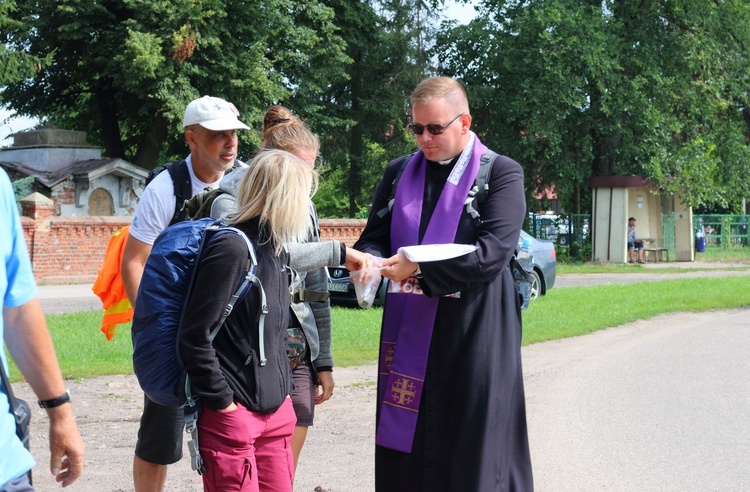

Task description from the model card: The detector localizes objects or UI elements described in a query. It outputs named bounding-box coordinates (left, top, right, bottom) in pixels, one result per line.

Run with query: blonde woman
left=179, top=149, right=317, bottom=492
left=211, top=106, right=371, bottom=470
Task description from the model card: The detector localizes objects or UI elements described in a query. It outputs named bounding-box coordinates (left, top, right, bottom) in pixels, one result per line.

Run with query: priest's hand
left=380, top=252, right=418, bottom=282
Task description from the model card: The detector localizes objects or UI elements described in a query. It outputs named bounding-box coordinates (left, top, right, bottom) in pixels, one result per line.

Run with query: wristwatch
left=38, top=389, right=71, bottom=409
left=413, top=264, right=422, bottom=279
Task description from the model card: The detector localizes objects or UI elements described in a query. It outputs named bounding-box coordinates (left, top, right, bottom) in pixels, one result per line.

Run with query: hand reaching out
left=343, top=247, right=374, bottom=272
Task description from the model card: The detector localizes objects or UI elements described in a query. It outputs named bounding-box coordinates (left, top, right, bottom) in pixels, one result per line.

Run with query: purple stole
left=376, top=136, right=487, bottom=452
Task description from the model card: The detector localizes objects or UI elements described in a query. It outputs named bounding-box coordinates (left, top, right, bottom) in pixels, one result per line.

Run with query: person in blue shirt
left=627, top=217, right=645, bottom=263
left=1, top=168, right=85, bottom=491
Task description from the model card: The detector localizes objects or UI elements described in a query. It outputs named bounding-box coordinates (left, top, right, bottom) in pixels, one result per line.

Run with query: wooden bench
left=643, top=247, right=669, bottom=262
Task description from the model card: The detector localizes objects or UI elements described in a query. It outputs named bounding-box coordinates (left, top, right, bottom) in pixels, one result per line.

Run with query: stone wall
left=20, top=194, right=367, bottom=285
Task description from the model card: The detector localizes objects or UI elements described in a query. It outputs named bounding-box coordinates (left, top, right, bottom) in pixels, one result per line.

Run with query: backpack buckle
left=184, top=411, right=206, bottom=475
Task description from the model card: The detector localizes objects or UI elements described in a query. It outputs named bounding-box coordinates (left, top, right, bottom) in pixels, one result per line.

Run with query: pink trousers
left=198, top=397, right=297, bottom=492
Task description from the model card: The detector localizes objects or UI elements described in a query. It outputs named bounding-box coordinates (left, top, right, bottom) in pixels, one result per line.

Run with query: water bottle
left=516, top=237, right=534, bottom=272
left=515, top=236, right=534, bottom=311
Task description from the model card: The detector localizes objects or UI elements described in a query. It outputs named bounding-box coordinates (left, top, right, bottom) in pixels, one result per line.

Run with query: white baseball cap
left=182, top=95, right=251, bottom=131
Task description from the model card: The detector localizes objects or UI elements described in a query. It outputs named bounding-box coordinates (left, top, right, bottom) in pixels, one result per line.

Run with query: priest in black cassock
left=354, top=76, right=533, bottom=492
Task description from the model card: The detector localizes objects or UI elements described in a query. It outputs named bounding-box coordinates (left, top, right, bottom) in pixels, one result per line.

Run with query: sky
left=0, top=1, right=479, bottom=148
left=444, top=0, right=479, bottom=25
left=0, top=109, right=37, bottom=147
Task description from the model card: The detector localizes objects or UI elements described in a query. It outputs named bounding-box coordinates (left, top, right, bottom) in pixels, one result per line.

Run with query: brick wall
left=318, top=219, right=366, bottom=247
left=20, top=196, right=367, bottom=285
left=21, top=193, right=130, bottom=285
left=52, top=177, right=77, bottom=215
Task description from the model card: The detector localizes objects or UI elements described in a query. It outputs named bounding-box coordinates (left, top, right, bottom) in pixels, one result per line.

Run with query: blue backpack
left=131, top=217, right=265, bottom=410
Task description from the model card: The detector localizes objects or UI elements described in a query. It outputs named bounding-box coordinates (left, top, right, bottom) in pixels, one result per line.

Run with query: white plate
left=398, top=243, right=477, bottom=262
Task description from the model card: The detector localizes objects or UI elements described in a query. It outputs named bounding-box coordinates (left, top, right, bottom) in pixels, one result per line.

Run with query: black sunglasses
left=408, top=113, right=464, bottom=136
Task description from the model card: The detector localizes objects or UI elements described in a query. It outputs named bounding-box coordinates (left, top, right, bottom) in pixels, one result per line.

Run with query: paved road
left=37, top=261, right=750, bottom=313
left=37, top=283, right=102, bottom=314
left=523, top=309, right=750, bottom=491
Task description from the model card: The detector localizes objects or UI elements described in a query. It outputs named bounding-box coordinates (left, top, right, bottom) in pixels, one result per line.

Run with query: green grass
left=696, top=247, right=750, bottom=264
left=555, top=262, right=745, bottom=275
left=5, top=309, right=133, bottom=381
left=521, top=276, right=750, bottom=344
left=557, top=247, right=750, bottom=275
left=6, top=275, right=750, bottom=380
left=329, top=307, right=383, bottom=366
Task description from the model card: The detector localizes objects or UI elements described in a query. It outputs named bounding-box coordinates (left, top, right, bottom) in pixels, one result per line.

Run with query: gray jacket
left=211, top=167, right=341, bottom=369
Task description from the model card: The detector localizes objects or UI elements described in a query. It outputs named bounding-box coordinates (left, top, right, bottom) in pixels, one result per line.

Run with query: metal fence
left=694, top=215, right=750, bottom=249
left=527, top=213, right=591, bottom=246
left=526, top=213, right=749, bottom=257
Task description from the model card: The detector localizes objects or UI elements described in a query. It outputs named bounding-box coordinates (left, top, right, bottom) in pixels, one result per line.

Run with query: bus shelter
left=589, top=176, right=694, bottom=263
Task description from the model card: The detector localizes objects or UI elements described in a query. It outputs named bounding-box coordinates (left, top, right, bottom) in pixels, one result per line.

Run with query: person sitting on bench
left=627, top=217, right=645, bottom=263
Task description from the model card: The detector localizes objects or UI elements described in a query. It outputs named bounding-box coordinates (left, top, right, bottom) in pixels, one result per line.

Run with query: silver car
left=518, top=230, right=557, bottom=300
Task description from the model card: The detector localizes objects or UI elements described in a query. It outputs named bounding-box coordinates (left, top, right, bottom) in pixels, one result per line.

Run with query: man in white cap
left=121, top=95, right=249, bottom=492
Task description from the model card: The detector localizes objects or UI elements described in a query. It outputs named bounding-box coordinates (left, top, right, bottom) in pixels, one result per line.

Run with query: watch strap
left=38, top=389, right=71, bottom=409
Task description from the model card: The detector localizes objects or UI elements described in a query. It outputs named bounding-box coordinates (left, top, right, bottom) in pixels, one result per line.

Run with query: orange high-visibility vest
left=92, top=225, right=133, bottom=340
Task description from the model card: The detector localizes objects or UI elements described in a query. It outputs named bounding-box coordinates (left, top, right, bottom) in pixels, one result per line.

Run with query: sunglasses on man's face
left=408, top=113, right=464, bottom=136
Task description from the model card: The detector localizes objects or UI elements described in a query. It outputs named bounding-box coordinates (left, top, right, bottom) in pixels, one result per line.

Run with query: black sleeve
left=419, top=155, right=526, bottom=297
left=354, top=158, right=404, bottom=258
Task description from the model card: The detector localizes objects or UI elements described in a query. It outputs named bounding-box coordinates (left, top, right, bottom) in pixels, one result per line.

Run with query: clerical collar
left=434, top=132, right=476, bottom=167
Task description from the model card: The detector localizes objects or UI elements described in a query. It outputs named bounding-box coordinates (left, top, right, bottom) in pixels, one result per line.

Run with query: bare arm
left=315, top=370, right=334, bottom=405
left=120, top=234, right=152, bottom=305
left=4, top=299, right=85, bottom=487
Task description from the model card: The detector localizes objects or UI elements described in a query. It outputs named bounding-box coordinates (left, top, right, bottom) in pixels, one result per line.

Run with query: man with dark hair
left=121, top=95, right=250, bottom=492
left=355, top=77, right=533, bottom=491
left=627, top=217, right=645, bottom=263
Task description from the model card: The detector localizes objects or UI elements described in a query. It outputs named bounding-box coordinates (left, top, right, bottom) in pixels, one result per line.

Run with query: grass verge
left=522, top=276, right=750, bottom=344
left=6, top=275, right=750, bottom=381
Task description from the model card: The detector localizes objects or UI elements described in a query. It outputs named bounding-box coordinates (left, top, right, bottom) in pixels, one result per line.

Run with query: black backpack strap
left=374, top=150, right=497, bottom=225
left=464, top=150, right=498, bottom=226
left=476, top=150, right=497, bottom=208
left=0, top=359, right=31, bottom=454
left=164, top=160, right=191, bottom=225
left=375, top=154, right=414, bottom=219
left=180, top=159, right=244, bottom=221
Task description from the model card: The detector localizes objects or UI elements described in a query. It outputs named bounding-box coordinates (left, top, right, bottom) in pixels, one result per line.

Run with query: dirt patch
left=16, top=365, right=378, bottom=492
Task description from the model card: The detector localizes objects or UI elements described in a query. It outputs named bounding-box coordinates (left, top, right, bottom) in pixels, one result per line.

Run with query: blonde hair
left=410, top=77, right=470, bottom=114
left=262, top=105, right=320, bottom=156
left=227, top=149, right=319, bottom=254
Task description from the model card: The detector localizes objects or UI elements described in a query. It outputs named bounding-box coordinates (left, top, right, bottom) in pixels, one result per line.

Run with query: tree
left=2, top=0, right=349, bottom=169
left=303, top=0, right=441, bottom=218
left=435, top=0, right=750, bottom=213
left=0, top=0, right=52, bottom=85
